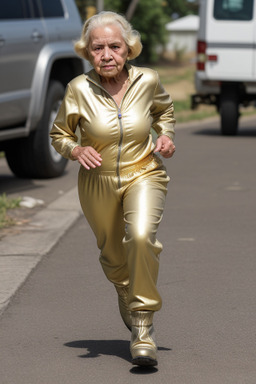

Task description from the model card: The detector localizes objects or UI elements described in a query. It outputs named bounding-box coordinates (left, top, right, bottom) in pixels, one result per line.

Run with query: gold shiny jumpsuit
left=50, top=64, right=175, bottom=312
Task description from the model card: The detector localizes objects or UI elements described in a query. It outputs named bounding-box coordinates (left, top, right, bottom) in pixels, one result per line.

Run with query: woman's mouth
left=102, top=65, right=115, bottom=70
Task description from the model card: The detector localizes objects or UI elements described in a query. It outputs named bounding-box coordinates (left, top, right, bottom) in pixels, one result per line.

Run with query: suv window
left=214, top=0, right=254, bottom=20
left=0, top=0, right=30, bottom=20
left=38, top=0, right=64, bottom=18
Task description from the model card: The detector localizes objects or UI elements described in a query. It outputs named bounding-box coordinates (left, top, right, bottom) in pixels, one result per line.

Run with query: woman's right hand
left=71, top=146, right=102, bottom=170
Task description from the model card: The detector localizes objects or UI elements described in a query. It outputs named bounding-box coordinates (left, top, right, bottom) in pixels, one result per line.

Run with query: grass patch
left=154, top=64, right=195, bottom=85
left=173, top=99, right=191, bottom=112
left=0, top=194, right=21, bottom=229
left=174, top=99, right=218, bottom=122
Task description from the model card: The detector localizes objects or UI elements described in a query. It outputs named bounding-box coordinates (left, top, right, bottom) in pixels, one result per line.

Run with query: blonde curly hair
left=74, top=11, right=142, bottom=62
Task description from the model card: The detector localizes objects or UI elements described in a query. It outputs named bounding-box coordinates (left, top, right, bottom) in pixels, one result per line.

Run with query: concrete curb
left=0, top=187, right=83, bottom=316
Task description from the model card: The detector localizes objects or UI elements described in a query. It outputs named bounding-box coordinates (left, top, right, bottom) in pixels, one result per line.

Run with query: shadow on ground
left=64, top=339, right=171, bottom=374
left=192, top=123, right=256, bottom=137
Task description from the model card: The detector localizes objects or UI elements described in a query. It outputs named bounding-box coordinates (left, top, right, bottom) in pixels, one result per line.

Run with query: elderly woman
left=50, top=11, right=176, bottom=367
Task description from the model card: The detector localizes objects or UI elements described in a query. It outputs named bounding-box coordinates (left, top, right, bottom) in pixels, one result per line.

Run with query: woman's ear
left=127, top=48, right=132, bottom=61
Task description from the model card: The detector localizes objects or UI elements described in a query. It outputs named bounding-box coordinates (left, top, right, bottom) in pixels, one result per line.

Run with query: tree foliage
left=163, top=0, right=199, bottom=18
left=104, top=0, right=169, bottom=63
left=75, top=0, right=96, bottom=20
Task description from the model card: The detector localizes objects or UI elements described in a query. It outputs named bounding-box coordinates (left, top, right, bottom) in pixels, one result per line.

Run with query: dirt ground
left=165, top=79, right=195, bottom=101
left=154, top=54, right=197, bottom=100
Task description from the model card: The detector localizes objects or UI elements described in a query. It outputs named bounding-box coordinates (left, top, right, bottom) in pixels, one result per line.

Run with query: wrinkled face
left=87, top=24, right=129, bottom=80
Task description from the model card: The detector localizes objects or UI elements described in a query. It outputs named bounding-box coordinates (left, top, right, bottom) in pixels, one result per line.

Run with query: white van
left=192, top=0, right=256, bottom=135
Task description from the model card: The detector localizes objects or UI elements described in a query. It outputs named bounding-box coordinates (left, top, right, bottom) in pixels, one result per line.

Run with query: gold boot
left=115, top=285, right=132, bottom=331
left=130, top=311, right=158, bottom=366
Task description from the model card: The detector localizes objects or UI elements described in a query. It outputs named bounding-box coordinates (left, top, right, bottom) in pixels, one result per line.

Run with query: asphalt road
left=0, top=116, right=256, bottom=383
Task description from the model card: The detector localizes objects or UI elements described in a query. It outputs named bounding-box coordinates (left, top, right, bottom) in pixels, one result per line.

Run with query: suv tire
left=5, top=80, right=67, bottom=178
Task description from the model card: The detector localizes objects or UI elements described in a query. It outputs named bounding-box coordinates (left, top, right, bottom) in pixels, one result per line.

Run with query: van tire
left=5, top=81, right=67, bottom=179
left=220, top=84, right=239, bottom=136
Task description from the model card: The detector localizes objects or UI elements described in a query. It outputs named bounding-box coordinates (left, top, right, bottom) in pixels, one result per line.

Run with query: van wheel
left=5, top=81, right=67, bottom=178
left=220, top=84, right=239, bottom=136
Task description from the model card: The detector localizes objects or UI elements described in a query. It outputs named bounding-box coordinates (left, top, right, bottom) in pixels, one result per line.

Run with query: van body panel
left=197, top=0, right=256, bottom=81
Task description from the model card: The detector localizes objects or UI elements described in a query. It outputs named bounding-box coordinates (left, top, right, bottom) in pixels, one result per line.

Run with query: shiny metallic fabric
left=130, top=311, right=158, bottom=366
left=77, top=162, right=169, bottom=312
left=50, top=63, right=175, bottom=313
left=50, top=64, right=175, bottom=167
left=115, top=285, right=132, bottom=331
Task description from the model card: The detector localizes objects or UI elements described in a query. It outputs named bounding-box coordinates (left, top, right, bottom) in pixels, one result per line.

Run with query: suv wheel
left=220, top=83, right=239, bottom=136
left=5, top=80, right=68, bottom=178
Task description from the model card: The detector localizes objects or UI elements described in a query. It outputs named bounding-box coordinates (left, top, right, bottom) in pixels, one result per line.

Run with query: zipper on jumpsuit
left=87, top=73, right=142, bottom=188
left=116, top=108, right=123, bottom=189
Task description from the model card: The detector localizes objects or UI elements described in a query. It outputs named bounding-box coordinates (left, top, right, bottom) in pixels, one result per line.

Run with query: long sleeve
left=150, top=73, right=176, bottom=141
left=50, top=84, right=80, bottom=160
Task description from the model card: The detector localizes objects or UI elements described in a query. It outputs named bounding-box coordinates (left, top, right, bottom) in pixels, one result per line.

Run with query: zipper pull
left=118, top=109, right=122, bottom=119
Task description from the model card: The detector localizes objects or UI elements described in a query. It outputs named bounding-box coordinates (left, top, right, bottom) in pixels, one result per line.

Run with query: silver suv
left=0, top=0, right=89, bottom=178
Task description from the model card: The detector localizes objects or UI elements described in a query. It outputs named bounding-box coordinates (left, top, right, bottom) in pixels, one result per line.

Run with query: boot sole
left=132, top=356, right=158, bottom=367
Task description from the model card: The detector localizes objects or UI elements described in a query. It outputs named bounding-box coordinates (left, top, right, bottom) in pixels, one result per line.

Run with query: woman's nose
left=102, top=47, right=112, bottom=60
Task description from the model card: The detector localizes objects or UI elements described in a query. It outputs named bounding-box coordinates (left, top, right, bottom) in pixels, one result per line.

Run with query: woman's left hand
left=154, top=135, right=176, bottom=158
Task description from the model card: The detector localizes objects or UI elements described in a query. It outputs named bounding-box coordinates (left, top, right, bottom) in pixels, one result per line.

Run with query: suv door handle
left=31, top=30, right=44, bottom=42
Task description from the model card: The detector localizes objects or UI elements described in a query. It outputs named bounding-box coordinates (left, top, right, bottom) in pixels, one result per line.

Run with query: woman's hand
left=72, top=146, right=102, bottom=170
left=154, top=135, right=176, bottom=158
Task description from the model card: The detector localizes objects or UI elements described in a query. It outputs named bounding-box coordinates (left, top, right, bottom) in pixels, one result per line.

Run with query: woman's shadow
left=64, top=339, right=171, bottom=374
